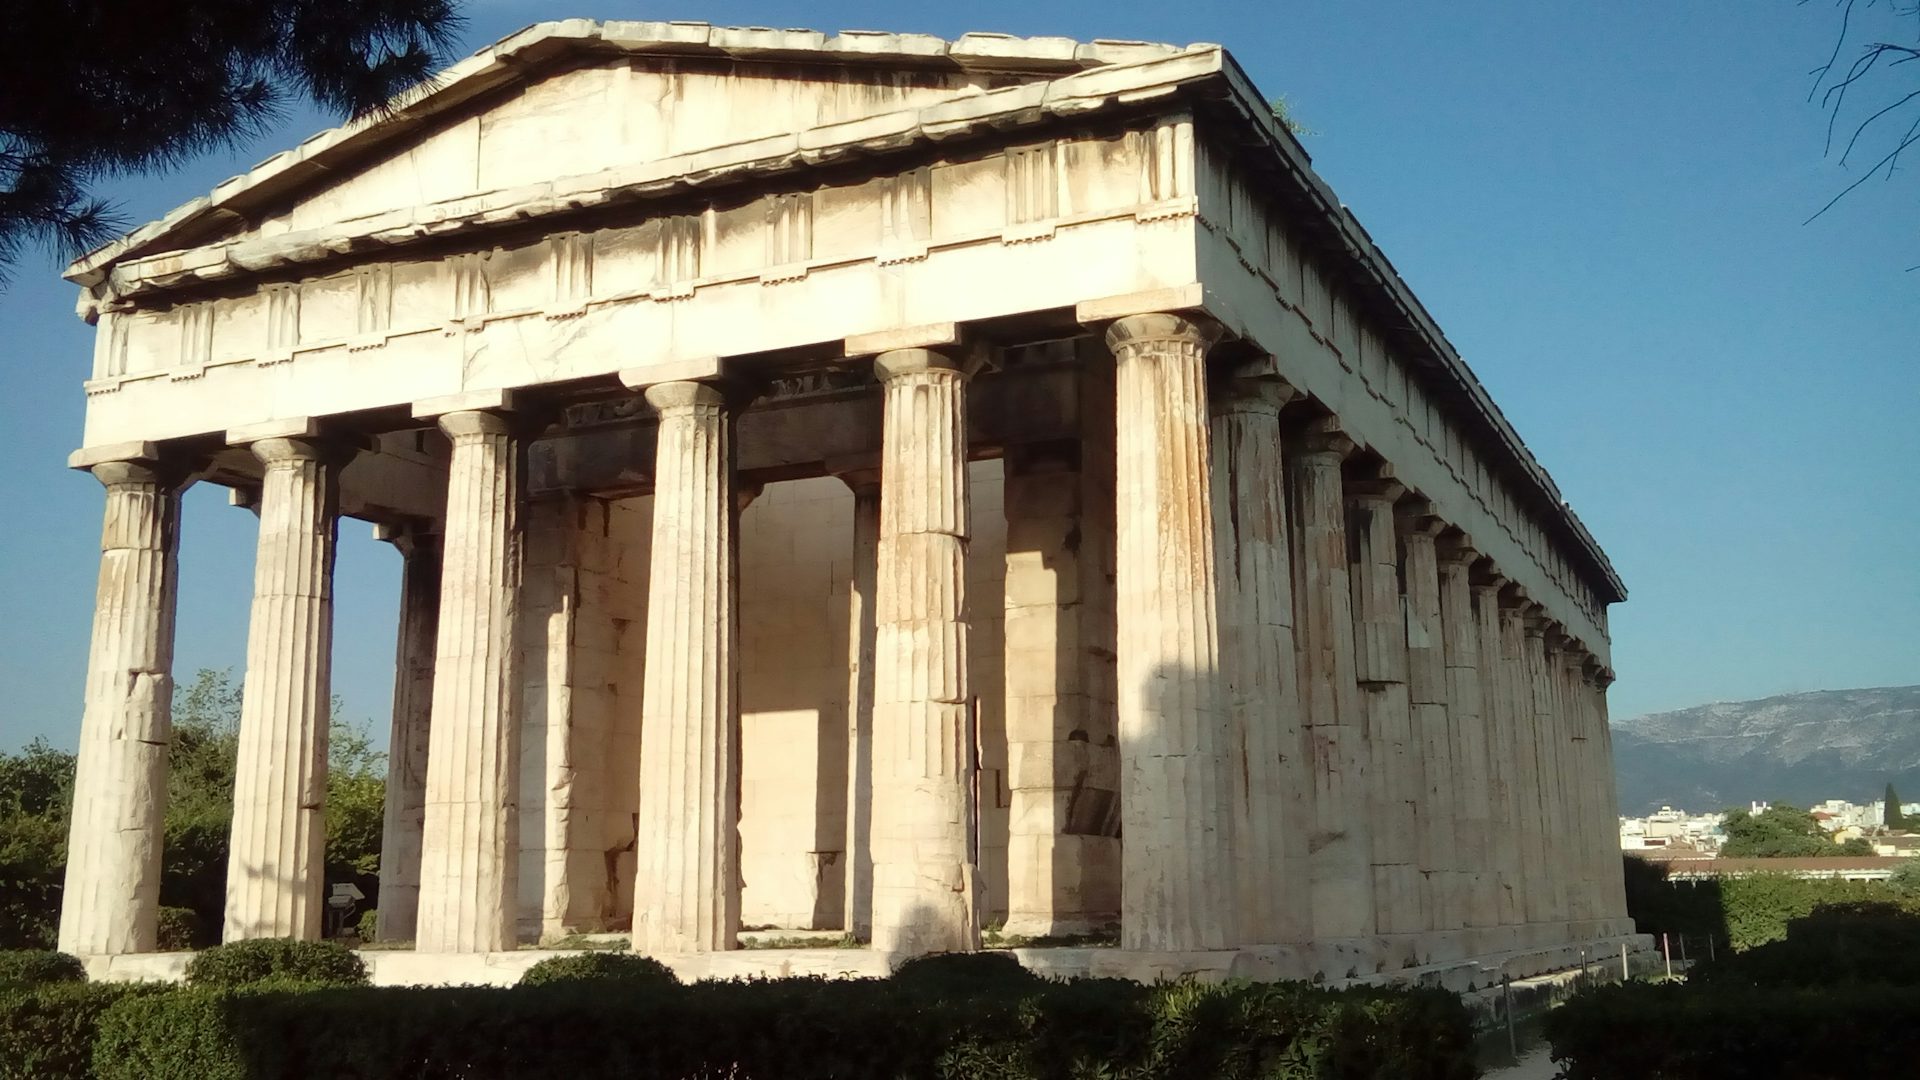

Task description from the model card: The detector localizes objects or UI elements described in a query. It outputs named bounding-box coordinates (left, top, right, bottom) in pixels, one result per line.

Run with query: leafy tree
left=1887, top=783, right=1907, bottom=830
left=0, top=0, right=463, bottom=280
left=0, top=739, right=75, bottom=947
left=1721, top=803, right=1864, bottom=858
left=1890, top=860, right=1920, bottom=897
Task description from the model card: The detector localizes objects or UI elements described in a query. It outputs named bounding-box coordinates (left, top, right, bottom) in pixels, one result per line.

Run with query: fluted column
left=1518, top=607, right=1560, bottom=925
left=1349, top=474, right=1418, bottom=935
left=1591, top=666, right=1628, bottom=920
left=632, top=381, right=741, bottom=953
left=838, top=469, right=881, bottom=941
left=1106, top=313, right=1234, bottom=951
left=1473, top=577, right=1523, bottom=927
left=1530, top=617, right=1570, bottom=927
left=1398, top=507, right=1458, bottom=932
left=869, top=348, right=979, bottom=957
left=225, top=436, right=346, bottom=941
left=1439, top=545, right=1495, bottom=930
left=376, top=527, right=440, bottom=942
left=59, top=458, right=185, bottom=955
left=1210, top=375, right=1308, bottom=946
left=417, top=409, right=525, bottom=953
left=1287, top=418, right=1371, bottom=938
left=1500, top=589, right=1546, bottom=925
left=1558, top=644, right=1594, bottom=926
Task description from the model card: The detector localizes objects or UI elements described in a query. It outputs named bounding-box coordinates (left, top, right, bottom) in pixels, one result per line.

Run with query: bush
left=0, top=949, right=84, bottom=987
left=0, top=981, right=163, bottom=1080
left=353, top=909, right=378, bottom=942
left=890, top=949, right=1038, bottom=993
left=156, top=907, right=198, bottom=951
left=1689, top=901, right=1920, bottom=987
left=1548, top=981, right=1920, bottom=1079
left=88, top=976, right=1475, bottom=1080
left=185, top=938, right=367, bottom=989
left=519, top=951, right=679, bottom=988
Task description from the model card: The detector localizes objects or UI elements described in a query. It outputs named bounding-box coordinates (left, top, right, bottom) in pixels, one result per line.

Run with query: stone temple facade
left=57, top=22, right=1636, bottom=984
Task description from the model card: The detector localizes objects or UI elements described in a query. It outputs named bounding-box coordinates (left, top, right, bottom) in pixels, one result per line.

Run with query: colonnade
left=59, top=311, right=1625, bottom=959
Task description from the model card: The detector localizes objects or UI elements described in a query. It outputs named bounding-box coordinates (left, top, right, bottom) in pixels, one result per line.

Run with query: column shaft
left=1560, top=649, right=1594, bottom=926
left=1108, top=314, right=1234, bottom=951
left=869, top=348, right=980, bottom=956
left=225, top=437, right=342, bottom=941
left=633, top=381, right=741, bottom=953
left=1529, top=621, right=1567, bottom=926
left=1211, top=377, right=1308, bottom=946
left=1287, top=419, right=1372, bottom=938
left=1479, top=586, right=1525, bottom=927
left=417, top=410, right=524, bottom=953
left=1349, top=480, right=1418, bottom=935
left=1592, top=671, right=1629, bottom=919
left=841, top=473, right=880, bottom=941
left=59, top=461, right=183, bottom=955
left=1440, top=553, right=1496, bottom=929
left=1400, top=513, right=1459, bottom=932
left=377, top=531, right=440, bottom=942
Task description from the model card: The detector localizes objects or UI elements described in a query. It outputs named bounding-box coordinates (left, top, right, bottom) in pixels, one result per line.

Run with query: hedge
left=0, top=949, right=85, bottom=986
left=1622, top=855, right=1920, bottom=949
left=87, top=974, right=1475, bottom=1080
left=518, top=950, right=678, bottom=987
left=183, top=938, right=368, bottom=988
left=1688, top=901, right=1920, bottom=988
left=0, top=982, right=164, bottom=1080
left=1547, top=981, right=1920, bottom=1080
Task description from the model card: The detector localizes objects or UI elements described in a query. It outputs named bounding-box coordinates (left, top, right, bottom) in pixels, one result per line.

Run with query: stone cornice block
left=68, top=440, right=161, bottom=471
left=412, top=389, right=518, bottom=420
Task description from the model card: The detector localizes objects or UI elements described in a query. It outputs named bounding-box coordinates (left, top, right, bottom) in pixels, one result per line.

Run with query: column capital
left=437, top=409, right=516, bottom=441
left=873, top=346, right=966, bottom=382
left=1290, top=415, right=1354, bottom=459
left=1211, top=374, right=1298, bottom=416
left=1437, top=532, right=1479, bottom=566
left=88, top=458, right=188, bottom=490
left=827, top=456, right=883, bottom=496
left=643, top=379, right=730, bottom=413
left=1395, top=498, right=1448, bottom=539
left=1346, top=476, right=1406, bottom=505
left=1104, top=311, right=1221, bottom=352
left=246, top=436, right=356, bottom=470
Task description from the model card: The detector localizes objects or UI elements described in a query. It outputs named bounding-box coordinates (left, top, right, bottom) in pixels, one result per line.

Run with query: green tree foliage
left=0, top=740, right=74, bottom=948
left=1719, top=803, right=1860, bottom=858
left=1889, top=859, right=1920, bottom=897
left=0, top=1, right=463, bottom=281
left=0, top=669, right=386, bottom=948
left=1886, top=782, right=1906, bottom=830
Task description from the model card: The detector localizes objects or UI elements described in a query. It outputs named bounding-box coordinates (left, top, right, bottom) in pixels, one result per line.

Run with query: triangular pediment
left=68, top=21, right=1198, bottom=281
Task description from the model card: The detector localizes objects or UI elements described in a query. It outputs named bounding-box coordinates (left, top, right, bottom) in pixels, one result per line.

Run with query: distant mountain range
left=1611, top=686, right=1920, bottom=816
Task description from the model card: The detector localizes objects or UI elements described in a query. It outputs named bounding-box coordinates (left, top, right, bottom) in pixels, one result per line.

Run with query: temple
left=57, top=21, right=1637, bottom=984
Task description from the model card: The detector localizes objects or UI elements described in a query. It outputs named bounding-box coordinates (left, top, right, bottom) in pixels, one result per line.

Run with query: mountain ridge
left=1611, top=685, right=1920, bottom=815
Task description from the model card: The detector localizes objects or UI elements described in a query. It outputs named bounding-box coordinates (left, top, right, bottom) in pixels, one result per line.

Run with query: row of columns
left=59, top=309, right=1623, bottom=958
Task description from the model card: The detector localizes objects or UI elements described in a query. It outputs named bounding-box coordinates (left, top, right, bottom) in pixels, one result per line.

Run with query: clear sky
left=1, top=1, right=1915, bottom=751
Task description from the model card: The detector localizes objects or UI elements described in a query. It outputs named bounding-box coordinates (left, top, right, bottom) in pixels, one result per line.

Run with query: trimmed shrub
left=87, top=975, right=1475, bottom=1080
left=184, top=938, right=367, bottom=989
left=518, top=951, right=679, bottom=987
left=156, top=907, right=199, bottom=951
left=1548, top=981, right=1920, bottom=1079
left=890, top=949, right=1039, bottom=993
left=1688, top=901, right=1920, bottom=987
left=0, top=981, right=164, bottom=1080
left=0, top=949, right=85, bottom=987
left=353, top=909, right=378, bottom=942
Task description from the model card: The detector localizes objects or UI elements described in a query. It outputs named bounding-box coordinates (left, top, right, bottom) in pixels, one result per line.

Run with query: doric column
left=1439, top=543, right=1496, bottom=930
left=59, top=456, right=185, bottom=955
left=1499, top=588, right=1545, bottom=925
left=376, top=525, right=440, bottom=942
left=1348, top=471, right=1418, bottom=935
left=1107, top=313, right=1234, bottom=951
left=1590, top=665, right=1628, bottom=920
left=869, top=347, right=980, bottom=957
left=225, top=434, right=347, bottom=941
left=1519, top=607, right=1561, bottom=925
left=1210, top=375, right=1308, bottom=946
left=1398, top=505, right=1458, bottom=933
left=1557, top=643, right=1594, bottom=926
left=1003, top=443, right=1120, bottom=937
left=1287, top=417, right=1371, bottom=939
left=631, top=380, right=742, bottom=953
left=837, top=468, right=881, bottom=942
left=417, top=408, right=526, bottom=953
left=1473, top=576, right=1523, bottom=927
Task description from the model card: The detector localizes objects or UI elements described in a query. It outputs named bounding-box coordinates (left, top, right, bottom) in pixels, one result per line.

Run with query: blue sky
left=1, top=1, right=1915, bottom=749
